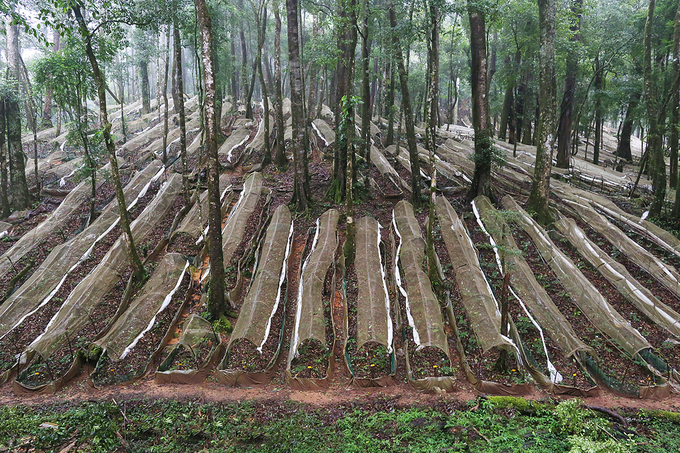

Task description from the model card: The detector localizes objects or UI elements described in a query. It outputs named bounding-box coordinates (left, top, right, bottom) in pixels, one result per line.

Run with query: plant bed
left=448, top=215, right=531, bottom=387
left=287, top=209, right=339, bottom=387
left=16, top=266, right=134, bottom=389
left=345, top=216, right=395, bottom=384
left=601, top=210, right=680, bottom=271
left=90, top=272, right=192, bottom=386
left=289, top=338, right=331, bottom=379
left=167, top=231, right=202, bottom=257
left=517, top=218, right=659, bottom=396
left=551, top=225, right=680, bottom=376
left=218, top=204, right=292, bottom=386
left=159, top=335, right=217, bottom=372
left=392, top=201, right=455, bottom=388
left=368, top=165, right=402, bottom=199
left=223, top=195, right=269, bottom=294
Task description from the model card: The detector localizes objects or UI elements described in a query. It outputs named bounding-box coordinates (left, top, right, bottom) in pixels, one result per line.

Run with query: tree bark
left=389, top=2, right=421, bottom=205
left=273, top=7, right=287, bottom=167
left=139, top=59, right=151, bottom=114
left=360, top=0, right=371, bottom=161
left=498, top=55, right=513, bottom=142
left=0, top=100, right=9, bottom=217
left=5, top=19, right=30, bottom=210
left=162, top=29, right=171, bottom=164
left=466, top=2, right=494, bottom=201
left=384, top=57, right=395, bottom=146
left=195, top=0, right=227, bottom=318
left=287, top=0, right=312, bottom=210
left=72, top=4, right=145, bottom=281
left=644, top=0, right=665, bottom=218
left=556, top=0, right=581, bottom=169
left=330, top=0, right=358, bottom=203
left=41, top=30, right=60, bottom=130
left=671, top=0, right=680, bottom=194
left=527, top=0, right=557, bottom=224
left=593, top=54, right=603, bottom=166
left=174, top=19, right=189, bottom=203
left=254, top=3, right=271, bottom=167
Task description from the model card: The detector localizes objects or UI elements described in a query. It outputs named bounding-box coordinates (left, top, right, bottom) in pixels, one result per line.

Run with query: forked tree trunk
left=466, top=2, right=494, bottom=201
left=273, top=7, right=287, bottom=167
left=527, top=0, right=557, bottom=225
left=287, top=0, right=312, bottom=211
left=73, top=4, right=145, bottom=281
left=195, top=0, right=227, bottom=318
left=616, top=93, right=639, bottom=162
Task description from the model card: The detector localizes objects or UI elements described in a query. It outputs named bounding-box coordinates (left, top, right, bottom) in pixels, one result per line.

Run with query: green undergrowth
left=1, top=397, right=679, bottom=452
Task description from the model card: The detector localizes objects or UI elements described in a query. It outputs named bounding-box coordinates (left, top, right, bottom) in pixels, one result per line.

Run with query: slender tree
left=174, top=18, right=189, bottom=203
left=555, top=0, right=582, bottom=169
left=643, top=0, right=665, bottom=218
left=195, top=0, right=227, bottom=318
left=273, top=4, right=287, bottom=167
left=389, top=1, right=421, bottom=205
left=526, top=0, right=557, bottom=224
left=72, top=4, right=146, bottom=281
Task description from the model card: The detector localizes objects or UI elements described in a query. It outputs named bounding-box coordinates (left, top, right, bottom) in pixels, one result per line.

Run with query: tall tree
left=389, top=1, right=421, bottom=205
left=174, top=18, right=189, bottom=203
left=670, top=0, right=680, bottom=194
left=555, top=0, right=582, bottom=169
left=287, top=0, right=312, bottom=210
left=71, top=4, right=146, bottom=282
left=527, top=0, right=557, bottom=224
left=466, top=0, right=494, bottom=201
left=5, top=17, right=31, bottom=210
left=643, top=0, right=665, bottom=218
left=273, top=4, right=287, bottom=167
left=195, top=0, right=227, bottom=318
left=41, top=29, right=60, bottom=129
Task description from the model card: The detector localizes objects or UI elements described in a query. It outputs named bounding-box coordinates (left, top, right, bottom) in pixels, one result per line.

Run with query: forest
left=2, top=0, right=680, bottom=449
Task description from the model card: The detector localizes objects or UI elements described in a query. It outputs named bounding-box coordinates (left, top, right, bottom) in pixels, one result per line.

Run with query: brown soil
left=167, top=232, right=202, bottom=257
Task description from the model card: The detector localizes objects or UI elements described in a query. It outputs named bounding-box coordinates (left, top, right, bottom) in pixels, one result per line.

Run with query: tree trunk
left=195, top=0, right=227, bottom=318
left=255, top=4, right=271, bottom=167
left=174, top=19, right=189, bottom=203
left=329, top=0, right=358, bottom=203
left=0, top=100, right=9, bottom=217
left=287, top=0, right=312, bottom=211
left=527, top=0, right=557, bottom=225
left=556, top=0, right=582, bottom=169
left=5, top=20, right=30, bottom=210
left=139, top=59, right=151, bottom=114
left=498, top=56, right=513, bottom=142
left=73, top=4, right=145, bottom=281
left=670, top=0, right=680, bottom=194
left=307, top=14, right=321, bottom=120
left=593, top=54, right=603, bottom=166
left=273, top=7, right=287, bottom=167
left=230, top=35, right=239, bottom=102
left=389, top=2, right=422, bottom=206
left=162, top=29, right=171, bottom=164
left=41, top=30, right=60, bottom=130
left=360, top=0, right=371, bottom=161
left=240, top=0, right=249, bottom=104
left=616, top=92, right=639, bottom=162
left=644, top=0, right=665, bottom=218
left=466, top=2, right=494, bottom=201
left=384, top=58, right=395, bottom=146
